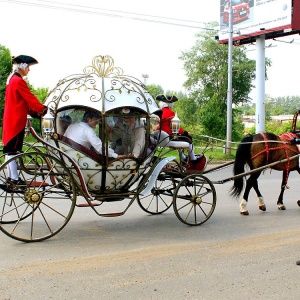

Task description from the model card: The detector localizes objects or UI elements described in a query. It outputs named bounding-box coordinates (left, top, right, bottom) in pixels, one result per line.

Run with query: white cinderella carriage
left=0, top=55, right=215, bottom=242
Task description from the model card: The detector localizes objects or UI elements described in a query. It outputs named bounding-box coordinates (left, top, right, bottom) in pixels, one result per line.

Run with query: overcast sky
left=0, top=0, right=299, bottom=99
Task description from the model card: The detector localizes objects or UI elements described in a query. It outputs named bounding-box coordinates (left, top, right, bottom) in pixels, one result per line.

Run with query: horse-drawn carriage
left=0, top=55, right=214, bottom=242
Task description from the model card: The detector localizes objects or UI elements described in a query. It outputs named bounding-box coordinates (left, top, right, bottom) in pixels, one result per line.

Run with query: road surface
left=0, top=164, right=300, bottom=299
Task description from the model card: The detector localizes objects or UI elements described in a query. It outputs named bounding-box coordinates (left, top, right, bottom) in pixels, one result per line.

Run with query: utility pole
left=142, top=74, right=149, bottom=85
left=226, top=0, right=233, bottom=155
left=255, top=35, right=265, bottom=133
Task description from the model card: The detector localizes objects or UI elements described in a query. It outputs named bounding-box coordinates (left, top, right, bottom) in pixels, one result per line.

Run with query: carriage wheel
left=0, top=152, right=76, bottom=242
left=173, top=174, right=216, bottom=226
left=137, top=163, right=181, bottom=215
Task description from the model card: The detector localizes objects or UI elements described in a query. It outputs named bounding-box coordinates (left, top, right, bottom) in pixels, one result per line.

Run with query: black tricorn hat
left=12, top=55, right=38, bottom=65
left=155, top=94, right=178, bottom=103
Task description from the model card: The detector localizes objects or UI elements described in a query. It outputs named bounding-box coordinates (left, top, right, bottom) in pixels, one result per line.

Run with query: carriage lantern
left=42, top=109, right=54, bottom=137
left=171, top=112, right=181, bottom=134
left=25, top=114, right=32, bottom=136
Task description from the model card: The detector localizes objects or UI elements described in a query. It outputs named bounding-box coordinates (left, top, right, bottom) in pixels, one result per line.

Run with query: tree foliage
left=179, top=23, right=268, bottom=140
left=174, top=96, right=199, bottom=128
left=146, top=84, right=164, bottom=100
left=0, top=45, right=12, bottom=119
left=242, top=95, right=300, bottom=116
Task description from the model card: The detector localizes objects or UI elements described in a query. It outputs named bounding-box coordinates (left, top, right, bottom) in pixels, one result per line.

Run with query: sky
left=0, top=0, right=299, bottom=100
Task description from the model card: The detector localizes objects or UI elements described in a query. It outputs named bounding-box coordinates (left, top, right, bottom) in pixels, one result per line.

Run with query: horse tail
left=230, top=134, right=253, bottom=198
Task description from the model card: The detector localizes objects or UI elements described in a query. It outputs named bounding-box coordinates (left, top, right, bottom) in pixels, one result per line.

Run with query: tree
left=180, top=23, right=269, bottom=140
left=243, top=95, right=300, bottom=118
left=0, top=45, right=12, bottom=120
left=173, top=96, right=200, bottom=129
left=32, top=87, right=49, bottom=103
left=146, top=84, right=164, bottom=100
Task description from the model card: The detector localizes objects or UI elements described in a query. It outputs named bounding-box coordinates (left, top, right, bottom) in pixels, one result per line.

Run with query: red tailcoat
left=2, top=73, right=45, bottom=146
left=161, top=107, right=175, bottom=135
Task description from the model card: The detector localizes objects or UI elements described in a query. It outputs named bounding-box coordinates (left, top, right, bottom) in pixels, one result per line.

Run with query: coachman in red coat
left=2, top=55, right=47, bottom=184
left=155, top=94, right=204, bottom=167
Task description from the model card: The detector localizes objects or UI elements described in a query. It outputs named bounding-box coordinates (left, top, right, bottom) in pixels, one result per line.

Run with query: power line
left=0, top=0, right=216, bottom=30
left=36, top=0, right=206, bottom=25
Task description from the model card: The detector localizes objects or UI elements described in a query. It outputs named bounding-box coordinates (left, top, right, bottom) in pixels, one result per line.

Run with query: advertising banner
left=219, top=0, right=293, bottom=43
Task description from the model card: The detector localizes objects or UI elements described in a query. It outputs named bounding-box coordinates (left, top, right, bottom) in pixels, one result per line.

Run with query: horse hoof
left=297, top=200, right=300, bottom=207
left=240, top=211, right=249, bottom=215
left=278, top=204, right=286, bottom=210
left=259, top=205, right=266, bottom=211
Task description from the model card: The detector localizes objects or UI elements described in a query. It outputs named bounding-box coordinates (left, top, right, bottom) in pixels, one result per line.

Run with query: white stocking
left=179, top=150, right=186, bottom=160
left=5, top=155, right=11, bottom=178
left=6, top=155, right=18, bottom=180
left=188, top=144, right=197, bottom=161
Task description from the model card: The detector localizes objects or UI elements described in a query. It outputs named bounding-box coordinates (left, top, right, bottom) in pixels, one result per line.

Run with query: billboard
left=218, top=0, right=300, bottom=44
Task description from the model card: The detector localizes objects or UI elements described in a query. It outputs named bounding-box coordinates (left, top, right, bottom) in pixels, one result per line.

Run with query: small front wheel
left=137, top=168, right=176, bottom=215
left=173, top=174, right=216, bottom=226
left=137, top=161, right=182, bottom=215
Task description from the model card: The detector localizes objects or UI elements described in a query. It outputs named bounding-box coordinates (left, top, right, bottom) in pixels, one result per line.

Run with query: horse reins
left=251, top=132, right=299, bottom=185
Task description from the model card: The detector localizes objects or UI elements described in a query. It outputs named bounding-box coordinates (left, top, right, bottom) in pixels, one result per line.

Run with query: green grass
left=156, top=147, right=235, bottom=162
left=205, top=148, right=236, bottom=161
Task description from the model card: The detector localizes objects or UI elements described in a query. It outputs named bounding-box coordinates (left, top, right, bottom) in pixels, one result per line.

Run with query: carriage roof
left=44, top=55, right=159, bottom=115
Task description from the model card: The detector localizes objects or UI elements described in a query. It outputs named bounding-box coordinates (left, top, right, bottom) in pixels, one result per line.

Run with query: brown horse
left=230, top=132, right=300, bottom=215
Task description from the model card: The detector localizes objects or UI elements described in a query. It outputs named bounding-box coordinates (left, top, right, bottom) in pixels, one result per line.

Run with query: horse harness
left=250, top=132, right=299, bottom=185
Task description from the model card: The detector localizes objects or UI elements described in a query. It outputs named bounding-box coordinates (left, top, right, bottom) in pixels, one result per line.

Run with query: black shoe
left=194, top=154, right=204, bottom=161
left=7, top=177, right=26, bottom=185
left=190, top=156, right=203, bottom=165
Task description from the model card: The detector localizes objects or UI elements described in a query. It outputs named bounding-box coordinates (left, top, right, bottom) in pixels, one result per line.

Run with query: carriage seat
left=59, top=135, right=103, bottom=162
left=155, top=131, right=190, bottom=149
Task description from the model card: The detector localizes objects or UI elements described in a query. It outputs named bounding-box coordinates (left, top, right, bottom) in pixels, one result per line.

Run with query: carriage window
left=107, top=114, right=146, bottom=158
left=57, top=109, right=102, bottom=137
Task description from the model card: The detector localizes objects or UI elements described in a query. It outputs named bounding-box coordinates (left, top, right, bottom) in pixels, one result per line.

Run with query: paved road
left=1, top=164, right=300, bottom=300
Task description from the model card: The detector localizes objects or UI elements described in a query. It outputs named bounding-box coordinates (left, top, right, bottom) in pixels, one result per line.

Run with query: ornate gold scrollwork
left=83, top=55, right=124, bottom=77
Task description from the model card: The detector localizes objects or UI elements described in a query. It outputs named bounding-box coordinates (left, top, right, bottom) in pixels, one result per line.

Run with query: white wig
left=13, top=63, right=28, bottom=71
left=6, top=63, right=29, bottom=84
left=159, top=102, right=174, bottom=109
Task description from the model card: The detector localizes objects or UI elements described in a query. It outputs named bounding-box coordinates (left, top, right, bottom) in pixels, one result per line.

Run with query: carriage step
left=100, top=212, right=124, bottom=217
left=77, top=201, right=101, bottom=207
left=94, top=197, right=125, bottom=202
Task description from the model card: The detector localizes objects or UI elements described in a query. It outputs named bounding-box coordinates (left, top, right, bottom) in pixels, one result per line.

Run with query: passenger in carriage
left=64, top=110, right=124, bottom=159
left=58, top=115, right=72, bottom=135
left=108, top=115, right=145, bottom=158
left=155, top=95, right=203, bottom=164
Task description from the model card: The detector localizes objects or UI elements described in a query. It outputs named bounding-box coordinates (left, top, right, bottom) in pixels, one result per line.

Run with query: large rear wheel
left=0, top=152, right=76, bottom=242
